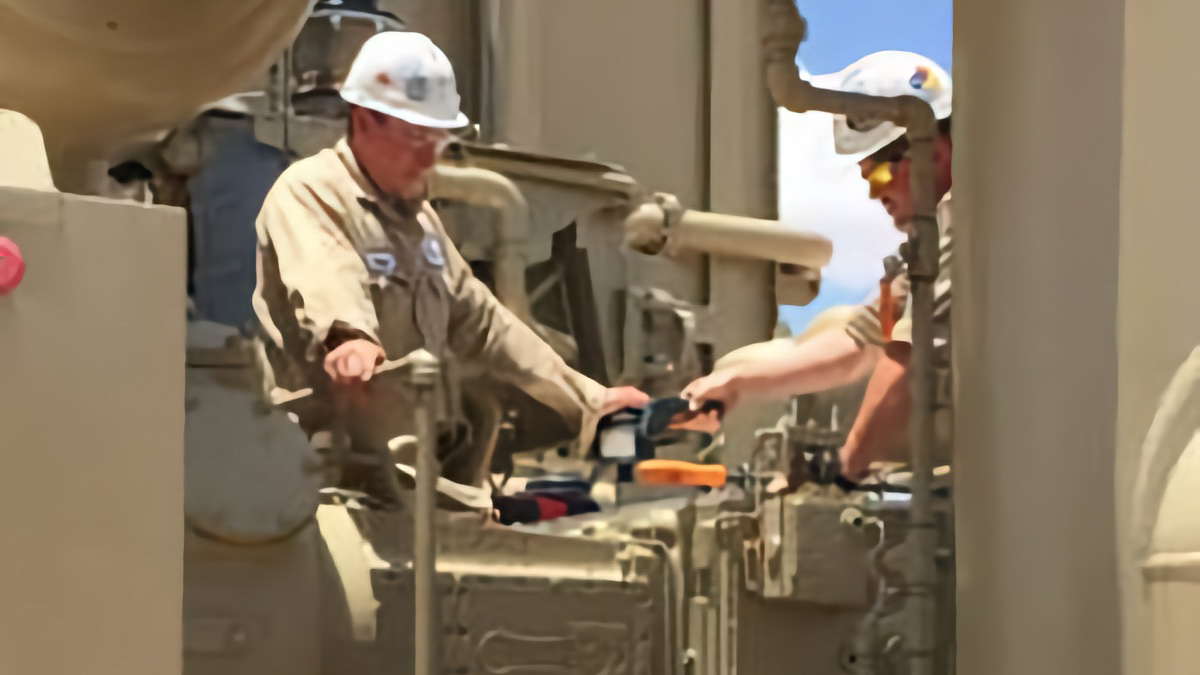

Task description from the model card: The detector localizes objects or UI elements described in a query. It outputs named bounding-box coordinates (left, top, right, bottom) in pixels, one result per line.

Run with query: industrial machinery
left=0, top=1, right=954, bottom=674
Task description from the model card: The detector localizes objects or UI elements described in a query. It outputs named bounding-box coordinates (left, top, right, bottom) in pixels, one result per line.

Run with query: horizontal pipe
left=624, top=199, right=832, bottom=268
left=445, top=147, right=642, bottom=201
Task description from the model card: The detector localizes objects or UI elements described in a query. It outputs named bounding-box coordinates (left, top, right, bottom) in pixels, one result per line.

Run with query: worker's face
left=350, top=107, right=451, bottom=198
left=857, top=134, right=952, bottom=234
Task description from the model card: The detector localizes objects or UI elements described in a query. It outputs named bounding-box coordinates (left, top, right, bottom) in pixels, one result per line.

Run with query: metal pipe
left=761, top=2, right=941, bottom=673
left=624, top=197, right=832, bottom=268
left=405, top=348, right=442, bottom=675
left=478, top=0, right=500, bottom=143
left=629, top=538, right=684, bottom=675
left=430, top=164, right=533, bottom=323
left=854, top=517, right=887, bottom=675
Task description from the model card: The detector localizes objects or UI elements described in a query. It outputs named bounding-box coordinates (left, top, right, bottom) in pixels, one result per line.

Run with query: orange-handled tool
left=634, top=460, right=727, bottom=488
left=879, top=277, right=896, bottom=341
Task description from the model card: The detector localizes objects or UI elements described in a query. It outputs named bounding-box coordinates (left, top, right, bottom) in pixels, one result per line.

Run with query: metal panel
left=0, top=188, right=185, bottom=675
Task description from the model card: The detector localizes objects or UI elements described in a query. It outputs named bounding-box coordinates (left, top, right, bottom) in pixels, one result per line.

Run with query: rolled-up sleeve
left=253, top=176, right=380, bottom=365
left=433, top=213, right=607, bottom=450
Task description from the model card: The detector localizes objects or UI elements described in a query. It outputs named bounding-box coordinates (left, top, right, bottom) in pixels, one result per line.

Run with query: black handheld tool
left=639, top=396, right=724, bottom=439
left=592, top=396, right=725, bottom=463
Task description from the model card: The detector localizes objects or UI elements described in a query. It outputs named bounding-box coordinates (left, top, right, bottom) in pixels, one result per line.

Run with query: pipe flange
left=653, top=192, right=684, bottom=229
left=652, top=193, right=686, bottom=256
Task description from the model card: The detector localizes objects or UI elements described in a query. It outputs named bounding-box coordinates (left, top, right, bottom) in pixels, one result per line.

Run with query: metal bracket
left=628, top=285, right=711, bottom=384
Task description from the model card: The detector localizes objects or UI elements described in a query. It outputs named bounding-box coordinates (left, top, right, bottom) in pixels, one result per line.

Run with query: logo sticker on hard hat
left=910, top=66, right=939, bottom=90
left=399, top=62, right=429, bottom=102
left=421, top=236, right=446, bottom=268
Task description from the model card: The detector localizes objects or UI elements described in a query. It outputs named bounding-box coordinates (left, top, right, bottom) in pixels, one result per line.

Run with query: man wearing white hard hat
left=252, top=32, right=648, bottom=485
left=683, top=51, right=954, bottom=484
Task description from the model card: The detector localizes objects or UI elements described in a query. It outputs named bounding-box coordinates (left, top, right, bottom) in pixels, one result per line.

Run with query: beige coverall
left=252, top=139, right=606, bottom=478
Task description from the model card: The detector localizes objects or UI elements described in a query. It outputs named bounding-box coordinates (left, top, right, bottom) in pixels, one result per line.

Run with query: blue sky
left=794, top=0, right=952, bottom=76
left=777, top=0, right=952, bottom=333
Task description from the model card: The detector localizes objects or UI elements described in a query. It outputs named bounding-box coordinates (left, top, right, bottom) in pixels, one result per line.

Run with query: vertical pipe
left=490, top=0, right=542, bottom=149
left=718, top=541, right=732, bottom=675
left=407, top=349, right=442, bottom=675
left=430, top=164, right=533, bottom=323
left=760, top=2, right=940, bottom=672
left=477, top=0, right=499, bottom=143
left=707, top=0, right=785, bottom=467
left=282, top=48, right=291, bottom=155
left=902, top=101, right=941, bottom=675
left=699, top=0, right=713, bottom=213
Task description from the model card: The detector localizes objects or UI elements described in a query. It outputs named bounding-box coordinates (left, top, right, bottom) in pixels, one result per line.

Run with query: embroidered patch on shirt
left=364, top=250, right=397, bottom=277
left=420, top=236, right=446, bottom=268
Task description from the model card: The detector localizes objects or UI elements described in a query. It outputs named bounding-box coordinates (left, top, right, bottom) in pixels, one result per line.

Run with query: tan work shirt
left=252, top=138, right=606, bottom=456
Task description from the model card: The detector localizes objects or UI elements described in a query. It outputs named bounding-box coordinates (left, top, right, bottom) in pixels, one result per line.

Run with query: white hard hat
left=809, top=51, right=952, bottom=162
left=340, top=31, right=468, bottom=129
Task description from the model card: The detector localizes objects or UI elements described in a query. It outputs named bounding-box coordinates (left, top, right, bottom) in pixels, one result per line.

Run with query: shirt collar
left=334, top=137, right=427, bottom=216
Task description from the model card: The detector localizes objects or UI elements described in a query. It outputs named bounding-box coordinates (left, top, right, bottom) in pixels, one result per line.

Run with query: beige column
left=953, top=0, right=1124, bottom=673
left=706, top=0, right=782, bottom=464
left=0, top=188, right=186, bottom=675
left=1117, top=2, right=1200, bottom=673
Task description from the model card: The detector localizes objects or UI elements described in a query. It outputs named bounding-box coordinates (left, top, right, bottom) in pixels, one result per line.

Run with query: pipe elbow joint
left=766, top=65, right=816, bottom=113
left=432, top=164, right=532, bottom=244
left=893, top=95, right=938, bottom=140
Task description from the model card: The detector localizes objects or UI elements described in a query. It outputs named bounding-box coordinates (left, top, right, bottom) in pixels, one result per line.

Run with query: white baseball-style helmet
left=809, top=51, right=952, bottom=162
left=340, top=31, right=468, bottom=129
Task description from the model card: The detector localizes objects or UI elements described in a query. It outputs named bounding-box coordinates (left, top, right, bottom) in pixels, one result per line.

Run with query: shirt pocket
left=368, top=261, right=420, bottom=358
left=411, top=265, right=450, bottom=357
left=368, top=256, right=452, bottom=359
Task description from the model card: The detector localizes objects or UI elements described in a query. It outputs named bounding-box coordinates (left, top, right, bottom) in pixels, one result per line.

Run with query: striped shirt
left=846, top=192, right=953, bottom=408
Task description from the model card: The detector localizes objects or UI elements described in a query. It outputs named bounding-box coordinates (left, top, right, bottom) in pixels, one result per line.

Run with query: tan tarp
left=0, top=0, right=313, bottom=155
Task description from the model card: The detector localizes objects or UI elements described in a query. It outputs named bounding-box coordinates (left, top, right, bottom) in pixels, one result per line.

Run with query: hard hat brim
left=836, top=127, right=908, bottom=163
left=341, top=90, right=469, bottom=130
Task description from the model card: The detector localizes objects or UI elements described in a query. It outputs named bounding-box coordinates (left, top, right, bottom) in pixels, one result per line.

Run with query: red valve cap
left=0, top=236, right=27, bottom=294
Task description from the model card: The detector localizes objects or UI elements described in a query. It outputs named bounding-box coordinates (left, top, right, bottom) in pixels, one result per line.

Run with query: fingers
left=670, top=411, right=722, bottom=434
left=599, top=386, right=653, bottom=417
left=619, top=386, right=651, bottom=407
left=680, top=378, right=707, bottom=407
left=683, top=376, right=722, bottom=410
left=324, top=341, right=382, bottom=385
left=343, top=351, right=364, bottom=380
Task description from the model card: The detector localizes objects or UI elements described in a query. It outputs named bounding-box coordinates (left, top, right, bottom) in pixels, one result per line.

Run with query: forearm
left=450, top=276, right=605, bottom=425
left=840, top=343, right=912, bottom=480
left=738, top=329, right=878, bottom=401
left=435, top=207, right=606, bottom=444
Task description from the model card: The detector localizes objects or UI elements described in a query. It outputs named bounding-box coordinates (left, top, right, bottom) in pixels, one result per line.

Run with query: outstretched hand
left=598, top=386, right=652, bottom=417
left=681, top=367, right=744, bottom=412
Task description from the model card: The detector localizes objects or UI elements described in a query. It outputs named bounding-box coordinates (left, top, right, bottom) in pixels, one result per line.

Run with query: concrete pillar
left=1117, top=2, right=1200, bottom=673
left=953, top=0, right=1124, bottom=673
left=706, top=0, right=781, bottom=464
left=0, top=189, right=186, bottom=675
